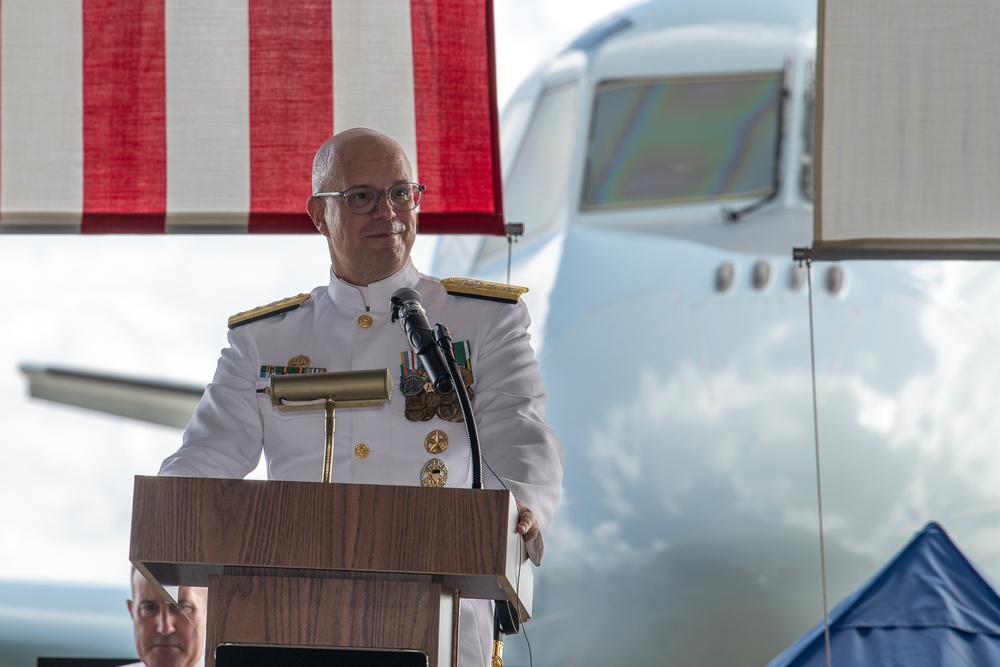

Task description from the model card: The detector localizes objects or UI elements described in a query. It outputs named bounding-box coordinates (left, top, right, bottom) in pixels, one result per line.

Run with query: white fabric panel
left=164, top=0, right=250, bottom=232
left=816, top=0, right=1000, bottom=258
left=0, top=0, right=83, bottom=231
left=331, top=0, right=419, bottom=181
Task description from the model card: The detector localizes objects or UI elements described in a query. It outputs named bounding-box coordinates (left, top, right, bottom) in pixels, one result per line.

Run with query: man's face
left=309, top=136, right=417, bottom=286
left=128, top=575, right=207, bottom=667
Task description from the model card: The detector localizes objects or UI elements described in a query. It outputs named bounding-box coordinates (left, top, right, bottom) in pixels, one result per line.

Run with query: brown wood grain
left=204, top=574, right=452, bottom=667
left=130, top=476, right=531, bottom=619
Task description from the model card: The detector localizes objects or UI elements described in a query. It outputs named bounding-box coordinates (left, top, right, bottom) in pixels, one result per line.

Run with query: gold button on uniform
left=354, top=443, right=370, bottom=459
left=358, top=314, right=373, bottom=328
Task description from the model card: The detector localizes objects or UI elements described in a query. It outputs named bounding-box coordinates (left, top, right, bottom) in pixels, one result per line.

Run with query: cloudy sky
left=0, top=0, right=640, bottom=587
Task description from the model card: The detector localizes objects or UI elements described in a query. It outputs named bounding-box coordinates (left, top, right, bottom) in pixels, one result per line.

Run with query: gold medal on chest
left=424, top=430, right=448, bottom=454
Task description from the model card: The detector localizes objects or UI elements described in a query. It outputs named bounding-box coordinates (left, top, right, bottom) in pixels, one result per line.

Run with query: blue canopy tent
left=767, top=522, right=1000, bottom=666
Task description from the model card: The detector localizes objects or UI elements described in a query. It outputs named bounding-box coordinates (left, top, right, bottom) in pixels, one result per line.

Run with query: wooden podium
left=129, top=475, right=532, bottom=667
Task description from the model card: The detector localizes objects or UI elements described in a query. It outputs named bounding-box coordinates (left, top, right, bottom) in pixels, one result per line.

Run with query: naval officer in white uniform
left=159, top=127, right=563, bottom=666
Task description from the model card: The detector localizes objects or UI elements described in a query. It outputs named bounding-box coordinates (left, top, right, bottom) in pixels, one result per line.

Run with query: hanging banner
left=0, top=0, right=504, bottom=235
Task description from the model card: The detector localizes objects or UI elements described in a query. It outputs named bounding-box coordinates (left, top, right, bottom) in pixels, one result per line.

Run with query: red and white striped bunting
left=0, top=0, right=504, bottom=235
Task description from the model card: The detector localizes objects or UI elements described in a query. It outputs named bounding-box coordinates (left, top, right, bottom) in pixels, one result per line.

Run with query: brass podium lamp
left=263, top=369, right=392, bottom=482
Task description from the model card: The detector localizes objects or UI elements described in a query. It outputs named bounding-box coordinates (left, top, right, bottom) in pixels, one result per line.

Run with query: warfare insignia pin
left=288, top=355, right=311, bottom=368
left=420, top=458, right=448, bottom=487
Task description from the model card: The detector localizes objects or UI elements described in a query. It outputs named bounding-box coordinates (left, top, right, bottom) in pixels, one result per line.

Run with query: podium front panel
left=206, top=574, right=456, bottom=667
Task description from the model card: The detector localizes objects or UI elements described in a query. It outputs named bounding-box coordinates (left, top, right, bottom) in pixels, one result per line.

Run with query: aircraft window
left=582, top=72, right=784, bottom=210
left=479, top=80, right=579, bottom=261
left=499, top=97, right=533, bottom=180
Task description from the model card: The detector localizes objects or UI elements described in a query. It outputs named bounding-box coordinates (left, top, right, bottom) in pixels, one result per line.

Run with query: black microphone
left=390, top=287, right=455, bottom=394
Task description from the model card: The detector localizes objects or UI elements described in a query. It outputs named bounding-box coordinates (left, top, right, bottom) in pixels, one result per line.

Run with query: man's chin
left=143, top=645, right=188, bottom=666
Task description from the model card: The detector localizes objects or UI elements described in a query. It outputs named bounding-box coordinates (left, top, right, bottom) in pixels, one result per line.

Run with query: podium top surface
left=129, top=476, right=531, bottom=617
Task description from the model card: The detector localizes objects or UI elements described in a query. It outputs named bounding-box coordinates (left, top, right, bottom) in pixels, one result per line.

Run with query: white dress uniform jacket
left=159, top=260, right=563, bottom=667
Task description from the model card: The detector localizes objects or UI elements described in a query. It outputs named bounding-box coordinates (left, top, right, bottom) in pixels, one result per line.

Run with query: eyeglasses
left=313, top=182, right=425, bottom=214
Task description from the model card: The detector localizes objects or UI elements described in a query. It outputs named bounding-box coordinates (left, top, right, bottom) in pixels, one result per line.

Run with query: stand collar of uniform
left=325, top=259, right=420, bottom=317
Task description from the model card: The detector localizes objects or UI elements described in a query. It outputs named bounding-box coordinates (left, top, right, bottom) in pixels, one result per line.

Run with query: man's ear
left=126, top=599, right=134, bottom=617
left=307, top=196, right=329, bottom=236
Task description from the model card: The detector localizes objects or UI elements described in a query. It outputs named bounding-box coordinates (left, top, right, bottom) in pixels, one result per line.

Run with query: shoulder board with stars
left=228, top=293, right=311, bottom=329
left=441, top=278, right=528, bottom=304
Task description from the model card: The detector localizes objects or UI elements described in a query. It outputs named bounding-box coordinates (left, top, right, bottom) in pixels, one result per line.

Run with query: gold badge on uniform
left=420, top=458, right=448, bottom=487
left=288, top=354, right=311, bottom=368
left=424, top=430, right=448, bottom=454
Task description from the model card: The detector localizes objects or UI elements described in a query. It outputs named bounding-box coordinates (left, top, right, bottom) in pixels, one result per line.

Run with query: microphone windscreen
left=391, top=287, right=422, bottom=305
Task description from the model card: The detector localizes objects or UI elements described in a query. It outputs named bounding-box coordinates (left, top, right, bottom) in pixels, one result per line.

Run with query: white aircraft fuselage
left=436, top=0, right=1000, bottom=663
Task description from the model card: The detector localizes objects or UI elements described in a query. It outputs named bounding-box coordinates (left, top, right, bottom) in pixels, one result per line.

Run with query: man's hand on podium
left=515, top=499, right=539, bottom=545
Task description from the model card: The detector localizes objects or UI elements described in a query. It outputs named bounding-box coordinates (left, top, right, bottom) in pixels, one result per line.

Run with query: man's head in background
left=127, top=568, right=207, bottom=667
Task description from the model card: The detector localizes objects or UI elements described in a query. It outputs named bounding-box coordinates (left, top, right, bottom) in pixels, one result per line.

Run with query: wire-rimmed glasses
left=314, top=182, right=425, bottom=214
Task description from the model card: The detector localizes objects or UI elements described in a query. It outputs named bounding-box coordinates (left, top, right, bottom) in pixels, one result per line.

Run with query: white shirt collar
left=325, top=259, right=420, bottom=318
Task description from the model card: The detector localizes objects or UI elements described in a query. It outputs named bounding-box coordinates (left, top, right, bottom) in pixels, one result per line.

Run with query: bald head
left=312, top=127, right=413, bottom=195
left=307, top=127, right=419, bottom=286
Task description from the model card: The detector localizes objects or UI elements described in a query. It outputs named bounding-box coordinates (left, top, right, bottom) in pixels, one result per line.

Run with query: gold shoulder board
left=441, top=278, right=528, bottom=304
left=228, top=293, right=311, bottom=329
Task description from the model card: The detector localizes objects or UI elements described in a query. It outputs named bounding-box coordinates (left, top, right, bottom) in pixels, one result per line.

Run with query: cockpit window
left=478, top=80, right=580, bottom=262
left=503, top=81, right=578, bottom=232
left=582, top=72, right=784, bottom=210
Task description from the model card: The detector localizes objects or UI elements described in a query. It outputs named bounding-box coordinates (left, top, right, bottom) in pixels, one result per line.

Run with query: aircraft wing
left=19, top=363, right=203, bottom=429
